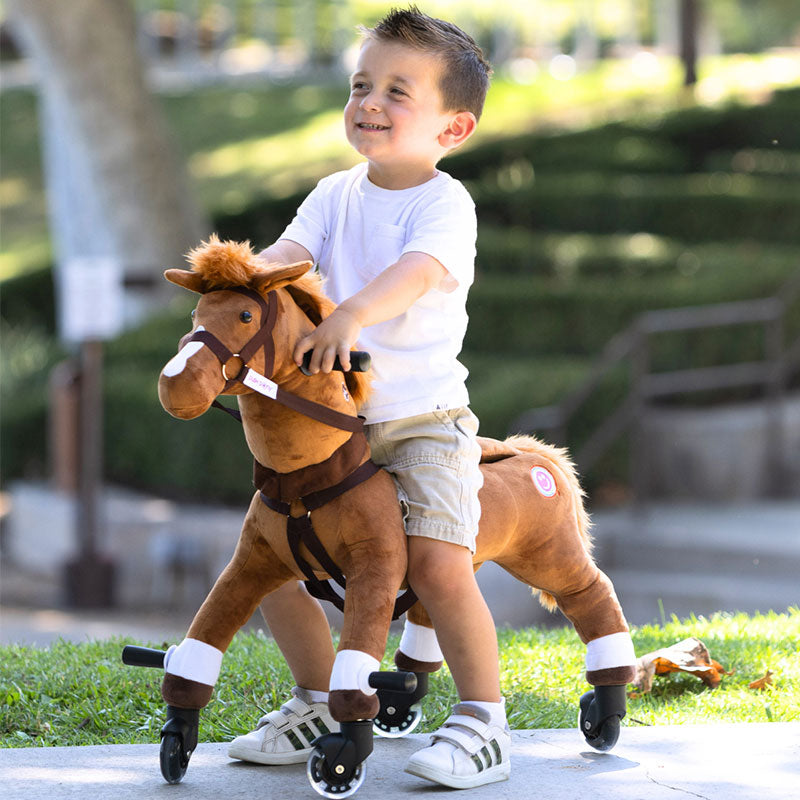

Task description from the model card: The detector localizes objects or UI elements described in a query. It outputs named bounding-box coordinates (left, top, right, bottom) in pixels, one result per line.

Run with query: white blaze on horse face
left=162, top=326, right=206, bottom=377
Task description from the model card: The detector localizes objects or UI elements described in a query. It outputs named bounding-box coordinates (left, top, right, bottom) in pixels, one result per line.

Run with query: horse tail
left=503, top=434, right=593, bottom=612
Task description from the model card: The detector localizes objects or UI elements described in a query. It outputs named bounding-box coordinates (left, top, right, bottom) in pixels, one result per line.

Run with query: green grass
left=1, top=609, right=797, bottom=748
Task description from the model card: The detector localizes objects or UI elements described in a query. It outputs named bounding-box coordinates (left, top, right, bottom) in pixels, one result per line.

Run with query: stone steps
left=590, top=501, right=800, bottom=625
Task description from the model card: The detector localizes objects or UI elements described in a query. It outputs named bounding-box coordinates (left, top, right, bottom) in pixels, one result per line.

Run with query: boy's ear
left=439, top=111, right=477, bottom=150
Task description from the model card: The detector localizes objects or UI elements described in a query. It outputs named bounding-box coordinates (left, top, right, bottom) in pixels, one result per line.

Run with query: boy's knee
left=407, top=537, right=475, bottom=596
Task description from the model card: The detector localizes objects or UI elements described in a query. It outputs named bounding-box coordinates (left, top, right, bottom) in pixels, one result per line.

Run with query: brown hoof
left=328, top=689, right=380, bottom=722
left=395, top=649, right=443, bottom=674
left=585, top=665, right=637, bottom=686
left=161, top=673, right=214, bottom=709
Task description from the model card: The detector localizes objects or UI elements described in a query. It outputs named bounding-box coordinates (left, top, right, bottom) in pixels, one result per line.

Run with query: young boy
left=228, top=7, right=508, bottom=788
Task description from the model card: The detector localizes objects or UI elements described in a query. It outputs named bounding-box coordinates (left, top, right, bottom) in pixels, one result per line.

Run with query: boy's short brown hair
left=361, top=6, right=492, bottom=120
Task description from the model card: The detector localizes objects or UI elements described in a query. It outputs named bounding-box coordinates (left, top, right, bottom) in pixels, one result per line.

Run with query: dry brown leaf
left=632, top=637, right=733, bottom=693
left=748, top=670, right=774, bottom=690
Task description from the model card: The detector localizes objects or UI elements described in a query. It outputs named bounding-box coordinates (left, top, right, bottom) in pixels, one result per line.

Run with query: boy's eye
left=390, top=87, right=406, bottom=96
left=351, top=82, right=368, bottom=92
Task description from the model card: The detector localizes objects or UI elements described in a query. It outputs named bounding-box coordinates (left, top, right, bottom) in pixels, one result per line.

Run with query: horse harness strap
left=193, top=284, right=416, bottom=618
left=189, top=286, right=364, bottom=433
left=258, top=450, right=418, bottom=621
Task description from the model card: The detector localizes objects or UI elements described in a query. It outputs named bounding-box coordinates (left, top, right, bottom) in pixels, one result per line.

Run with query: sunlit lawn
left=1, top=609, right=797, bottom=748
left=1, top=51, right=798, bottom=280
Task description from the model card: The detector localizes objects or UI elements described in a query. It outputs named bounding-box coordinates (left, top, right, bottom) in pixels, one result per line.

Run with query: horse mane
left=186, top=235, right=371, bottom=409
left=186, top=235, right=264, bottom=287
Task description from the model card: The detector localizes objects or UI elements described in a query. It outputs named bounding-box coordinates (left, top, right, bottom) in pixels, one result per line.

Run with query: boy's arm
left=294, top=251, right=448, bottom=373
left=259, top=239, right=314, bottom=266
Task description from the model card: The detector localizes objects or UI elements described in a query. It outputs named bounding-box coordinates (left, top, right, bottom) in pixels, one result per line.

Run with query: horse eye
left=191, top=309, right=196, bottom=319
left=240, top=310, right=253, bottom=323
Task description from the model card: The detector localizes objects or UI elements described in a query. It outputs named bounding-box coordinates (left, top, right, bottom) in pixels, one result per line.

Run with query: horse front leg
left=161, top=496, right=294, bottom=710
left=312, top=483, right=408, bottom=724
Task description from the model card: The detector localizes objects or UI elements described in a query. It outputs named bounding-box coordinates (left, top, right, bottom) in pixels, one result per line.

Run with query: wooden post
left=63, top=338, right=116, bottom=607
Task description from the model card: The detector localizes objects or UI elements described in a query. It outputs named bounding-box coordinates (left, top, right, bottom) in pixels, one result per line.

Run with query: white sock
left=305, top=689, right=329, bottom=704
left=463, top=698, right=507, bottom=728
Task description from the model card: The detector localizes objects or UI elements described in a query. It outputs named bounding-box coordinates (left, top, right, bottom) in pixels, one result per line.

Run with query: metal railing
left=510, top=270, right=800, bottom=499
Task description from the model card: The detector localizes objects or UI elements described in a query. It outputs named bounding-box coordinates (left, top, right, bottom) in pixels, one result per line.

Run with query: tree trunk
left=679, top=0, right=699, bottom=87
left=6, top=0, right=208, bottom=332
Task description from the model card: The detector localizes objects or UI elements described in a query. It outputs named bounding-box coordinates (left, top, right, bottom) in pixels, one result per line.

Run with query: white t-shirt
left=280, top=162, right=476, bottom=424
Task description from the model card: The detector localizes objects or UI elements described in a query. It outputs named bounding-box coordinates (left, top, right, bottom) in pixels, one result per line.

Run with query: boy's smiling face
left=344, top=38, right=475, bottom=189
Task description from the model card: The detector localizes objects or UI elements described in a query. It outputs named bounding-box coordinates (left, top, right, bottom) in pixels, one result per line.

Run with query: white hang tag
left=242, top=368, right=278, bottom=399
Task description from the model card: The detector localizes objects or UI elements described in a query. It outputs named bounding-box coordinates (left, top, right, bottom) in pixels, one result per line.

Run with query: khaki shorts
left=365, top=407, right=483, bottom=553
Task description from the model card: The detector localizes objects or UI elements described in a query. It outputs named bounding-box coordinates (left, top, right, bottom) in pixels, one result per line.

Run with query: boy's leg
left=228, top=581, right=338, bottom=764
left=259, top=580, right=336, bottom=691
left=404, top=536, right=510, bottom=789
left=406, top=536, right=499, bottom=701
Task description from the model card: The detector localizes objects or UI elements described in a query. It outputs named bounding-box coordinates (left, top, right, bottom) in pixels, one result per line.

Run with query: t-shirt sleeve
left=401, top=181, right=477, bottom=288
left=279, top=175, right=336, bottom=262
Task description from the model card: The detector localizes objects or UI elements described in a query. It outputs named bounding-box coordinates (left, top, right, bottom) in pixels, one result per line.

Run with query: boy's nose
left=359, top=92, right=380, bottom=112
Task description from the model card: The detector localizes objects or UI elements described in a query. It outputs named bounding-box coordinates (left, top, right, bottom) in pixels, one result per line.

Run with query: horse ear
left=164, top=268, right=208, bottom=294
left=252, top=261, right=313, bottom=294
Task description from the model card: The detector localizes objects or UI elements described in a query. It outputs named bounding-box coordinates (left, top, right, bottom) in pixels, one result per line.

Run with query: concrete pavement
left=2, top=723, right=798, bottom=800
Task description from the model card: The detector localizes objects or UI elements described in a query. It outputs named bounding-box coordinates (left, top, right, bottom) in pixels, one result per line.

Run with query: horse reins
left=186, top=286, right=363, bottom=432
left=185, top=285, right=416, bottom=620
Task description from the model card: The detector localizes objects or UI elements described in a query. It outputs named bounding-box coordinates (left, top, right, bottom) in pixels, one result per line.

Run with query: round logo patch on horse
left=531, top=466, right=557, bottom=497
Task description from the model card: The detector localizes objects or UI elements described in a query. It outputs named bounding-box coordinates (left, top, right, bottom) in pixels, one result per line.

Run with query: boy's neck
left=366, top=162, right=439, bottom=190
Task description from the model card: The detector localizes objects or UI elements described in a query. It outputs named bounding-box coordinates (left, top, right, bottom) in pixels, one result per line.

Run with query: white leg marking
left=163, top=637, right=223, bottom=686
left=399, top=619, right=444, bottom=663
left=329, top=649, right=380, bottom=694
left=585, top=632, right=637, bottom=671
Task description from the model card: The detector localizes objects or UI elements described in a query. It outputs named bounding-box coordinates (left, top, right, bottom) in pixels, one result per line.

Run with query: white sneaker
left=227, top=686, right=339, bottom=765
left=404, top=702, right=511, bottom=789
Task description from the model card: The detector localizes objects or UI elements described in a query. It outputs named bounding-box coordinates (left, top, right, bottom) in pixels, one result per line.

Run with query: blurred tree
left=680, top=0, right=699, bottom=86
left=6, top=0, right=208, bottom=332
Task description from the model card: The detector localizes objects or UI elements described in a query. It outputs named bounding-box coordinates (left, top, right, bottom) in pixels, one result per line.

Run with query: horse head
left=158, top=235, right=369, bottom=422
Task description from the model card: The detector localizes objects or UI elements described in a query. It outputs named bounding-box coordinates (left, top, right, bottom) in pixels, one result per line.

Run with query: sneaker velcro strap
left=431, top=716, right=493, bottom=756
left=264, top=697, right=311, bottom=729
left=445, top=713, right=492, bottom=738
left=282, top=695, right=313, bottom=716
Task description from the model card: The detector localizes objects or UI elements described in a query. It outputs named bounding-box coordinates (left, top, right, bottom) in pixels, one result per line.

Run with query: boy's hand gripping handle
left=300, top=350, right=371, bottom=376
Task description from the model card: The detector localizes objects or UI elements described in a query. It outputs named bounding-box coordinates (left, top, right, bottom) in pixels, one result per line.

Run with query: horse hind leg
left=395, top=603, right=444, bottom=673
left=498, top=521, right=636, bottom=688
left=372, top=603, right=441, bottom=738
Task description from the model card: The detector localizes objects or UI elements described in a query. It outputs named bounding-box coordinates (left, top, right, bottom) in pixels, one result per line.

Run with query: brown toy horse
left=140, top=236, right=635, bottom=793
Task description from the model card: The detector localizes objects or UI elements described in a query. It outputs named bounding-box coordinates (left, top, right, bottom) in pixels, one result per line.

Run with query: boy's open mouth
left=357, top=122, right=389, bottom=130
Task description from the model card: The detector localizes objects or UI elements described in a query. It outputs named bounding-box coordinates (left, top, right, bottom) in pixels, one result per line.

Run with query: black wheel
left=160, top=732, right=189, bottom=784
left=373, top=702, right=423, bottom=738
left=579, top=690, right=621, bottom=752
left=306, top=747, right=366, bottom=798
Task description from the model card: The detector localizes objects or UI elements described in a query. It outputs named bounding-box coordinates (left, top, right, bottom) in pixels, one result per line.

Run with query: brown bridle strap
left=187, top=286, right=364, bottom=433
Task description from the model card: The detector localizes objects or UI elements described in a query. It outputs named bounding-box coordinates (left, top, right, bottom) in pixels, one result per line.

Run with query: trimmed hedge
left=475, top=228, right=800, bottom=278
left=3, top=88, right=800, bottom=498
left=466, top=258, right=799, bottom=356
left=470, top=172, right=800, bottom=244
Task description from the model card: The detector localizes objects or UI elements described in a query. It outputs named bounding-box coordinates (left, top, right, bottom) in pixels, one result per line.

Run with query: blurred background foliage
left=1, top=0, right=799, bottom=503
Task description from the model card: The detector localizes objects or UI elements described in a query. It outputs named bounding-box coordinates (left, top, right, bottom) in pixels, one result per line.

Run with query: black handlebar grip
left=122, top=645, right=167, bottom=668
left=368, top=670, right=418, bottom=693
left=300, top=350, right=371, bottom=376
